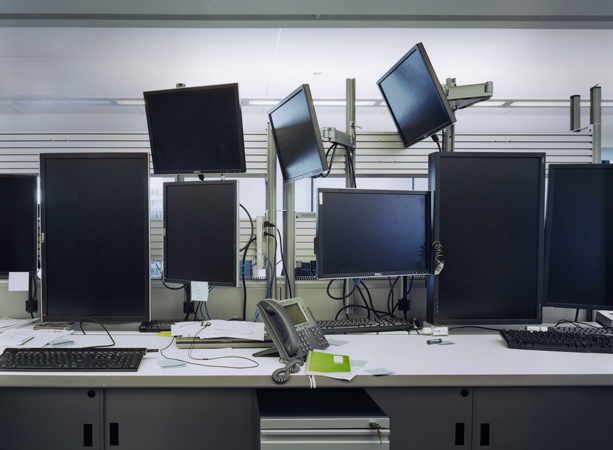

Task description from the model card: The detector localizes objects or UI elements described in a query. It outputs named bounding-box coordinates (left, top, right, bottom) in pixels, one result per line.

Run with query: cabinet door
left=473, top=387, right=613, bottom=450
left=367, top=387, right=473, bottom=450
left=103, top=388, right=255, bottom=450
left=0, top=388, right=102, bottom=450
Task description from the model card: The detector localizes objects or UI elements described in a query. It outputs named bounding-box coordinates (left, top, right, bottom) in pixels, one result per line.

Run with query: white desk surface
left=1, top=332, right=613, bottom=389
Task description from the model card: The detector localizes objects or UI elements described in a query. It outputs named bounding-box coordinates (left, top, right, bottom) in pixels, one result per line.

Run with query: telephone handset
left=256, top=297, right=329, bottom=361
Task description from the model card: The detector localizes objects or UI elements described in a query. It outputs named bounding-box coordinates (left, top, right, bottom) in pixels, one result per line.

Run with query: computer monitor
left=427, top=152, right=546, bottom=325
left=377, top=42, right=456, bottom=149
left=163, top=180, right=239, bottom=287
left=144, top=83, right=247, bottom=175
left=0, top=175, right=37, bottom=275
left=315, top=188, right=430, bottom=279
left=40, top=153, right=150, bottom=323
left=268, top=84, right=328, bottom=184
left=544, top=164, right=613, bottom=310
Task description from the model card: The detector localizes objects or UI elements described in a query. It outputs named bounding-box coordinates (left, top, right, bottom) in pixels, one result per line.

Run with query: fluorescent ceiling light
left=249, top=100, right=278, bottom=106
left=116, top=100, right=145, bottom=106
left=473, top=101, right=506, bottom=107
left=511, top=101, right=568, bottom=107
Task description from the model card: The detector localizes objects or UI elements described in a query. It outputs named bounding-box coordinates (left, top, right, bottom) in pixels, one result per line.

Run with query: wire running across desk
left=0, top=347, right=147, bottom=371
left=500, top=327, right=613, bottom=353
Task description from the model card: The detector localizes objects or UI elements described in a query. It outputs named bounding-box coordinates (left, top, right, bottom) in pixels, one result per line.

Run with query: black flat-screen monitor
left=268, top=84, right=328, bottom=184
left=316, top=188, right=430, bottom=279
left=164, top=180, right=239, bottom=287
left=427, top=152, right=546, bottom=325
left=377, top=42, right=456, bottom=149
left=0, top=175, right=37, bottom=275
left=544, top=164, right=613, bottom=310
left=40, top=153, right=150, bottom=323
left=144, top=83, right=246, bottom=175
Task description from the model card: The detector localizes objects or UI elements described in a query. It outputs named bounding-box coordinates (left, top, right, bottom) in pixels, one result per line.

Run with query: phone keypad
left=298, top=327, right=329, bottom=354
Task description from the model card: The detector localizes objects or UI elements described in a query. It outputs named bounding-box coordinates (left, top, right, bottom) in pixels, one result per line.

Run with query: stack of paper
left=171, top=320, right=265, bottom=341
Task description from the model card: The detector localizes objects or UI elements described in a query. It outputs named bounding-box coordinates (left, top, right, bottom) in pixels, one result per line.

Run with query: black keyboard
left=316, top=317, right=421, bottom=335
left=139, top=319, right=178, bottom=332
left=500, top=328, right=613, bottom=353
left=0, top=347, right=147, bottom=371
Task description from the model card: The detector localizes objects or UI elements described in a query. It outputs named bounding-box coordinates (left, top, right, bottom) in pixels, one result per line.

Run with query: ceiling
left=0, top=5, right=611, bottom=142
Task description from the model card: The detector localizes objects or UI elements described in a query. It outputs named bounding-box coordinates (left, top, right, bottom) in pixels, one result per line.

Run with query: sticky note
left=158, top=360, right=187, bottom=369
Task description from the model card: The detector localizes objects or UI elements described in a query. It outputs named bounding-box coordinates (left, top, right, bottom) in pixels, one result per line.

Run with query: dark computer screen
left=316, top=188, right=430, bottom=279
left=427, top=152, right=545, bottom=325
left=40, top=153, right=150, bottom=323
left=144, top=83, right=246, bottom=175
left=544, top=164, right=613, bottom=310
left=377, top=42, right=456, bottom=149
left=268, top=84, right=328, bottom=184
left=0, top=175, right=37, bottom=274
left=163, top=181, right=239, bottom=287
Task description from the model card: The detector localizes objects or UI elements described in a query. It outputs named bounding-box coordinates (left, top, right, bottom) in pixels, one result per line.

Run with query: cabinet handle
left=480, top=423, right=490, bottom=446
left=455, top=423, right=465, bottom=446
left=110, top=422, right=119, bottom=446
left=83, top=424, right=93, bottom=447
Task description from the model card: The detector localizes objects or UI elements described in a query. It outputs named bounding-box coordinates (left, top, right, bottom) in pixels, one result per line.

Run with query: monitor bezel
left=163, top=180, right=240, bottom=287
left=40, top=152, right=151, bottom=323
left=0, top=174, right=38, bottom=275
left=543, top=163, right=613, bottom=310
left=377, top=42, right=456, bottom=149
left=268, top=84, right=329, bottom=184
left=315, top=187, right=431, bottom=280
left=144, top=83, right=247, bottom=175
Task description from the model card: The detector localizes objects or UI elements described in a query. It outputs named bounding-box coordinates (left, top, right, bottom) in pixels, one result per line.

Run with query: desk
left=1, top=332, right=612, bottom=449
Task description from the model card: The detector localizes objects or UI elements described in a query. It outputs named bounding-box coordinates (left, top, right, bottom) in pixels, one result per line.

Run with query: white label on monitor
left=319, top=192, right=323, bottom=205
left=191, top=281, right=209, bottom=301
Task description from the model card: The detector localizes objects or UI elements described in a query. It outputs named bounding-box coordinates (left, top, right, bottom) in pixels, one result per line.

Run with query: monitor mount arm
left=441, top=78, right=494, bottom=152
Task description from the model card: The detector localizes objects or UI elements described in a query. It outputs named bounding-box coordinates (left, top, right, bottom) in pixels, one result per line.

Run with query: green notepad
left=306, top=351, right=351, bottom=373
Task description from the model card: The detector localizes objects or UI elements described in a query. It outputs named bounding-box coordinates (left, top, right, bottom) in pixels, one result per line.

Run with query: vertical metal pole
left=590, top=86, right=602, bottom=164
left=283, top=182, right=296, bottom=299
left=442, top=78, right=456, bottom=152
left=344, top=78, right=357, bottom=313
left=266, top=124, right=277, bottom=297
left=570, top=95, right=581, bottom=132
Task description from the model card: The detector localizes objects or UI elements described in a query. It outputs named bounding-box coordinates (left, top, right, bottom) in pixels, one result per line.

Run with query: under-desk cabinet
left=0, top=388, right=103, bottom=450
left=368, top=387, right=613, bottom=450
left=0, top=388, right=255, bottom=450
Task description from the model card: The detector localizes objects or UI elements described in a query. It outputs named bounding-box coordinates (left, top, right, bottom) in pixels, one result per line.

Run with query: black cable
left=355, top=285, right=371, bottom=319
left=326, top=279, right=356, bottom=300
left=241, top=235, right=256, bottom=320
left=448, top=325, right=503, bottom=333
left=554, top=319, right=599, bottom=328
left=574, top=309, right=580, bottom=322
left=387, top=277, right=399, bottom=315
left=333, top=303, right=389, bottom=320
left=319, top=144, right=339, bottom=178
left=431, top=133, right=442, bottom=152
left=156, top=262, right=185, bottom=291
left=359, top=281, right=379, bottom=318
left=160, top=336, right=260, bottom=369
left=276, top=228, right=292, bottom=299
left=343, top=145, right=357, bottom=188
left=78, top=318, right=116, bottom=348
left=239, top=204, right=254, bottom=253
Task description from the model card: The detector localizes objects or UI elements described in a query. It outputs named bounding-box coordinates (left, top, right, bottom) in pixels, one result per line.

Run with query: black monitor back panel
left=40, top=153, right=150, bottom=323
left=427, top=152, right=545, bottom=325
left=0, top=175, right=38, bottom=274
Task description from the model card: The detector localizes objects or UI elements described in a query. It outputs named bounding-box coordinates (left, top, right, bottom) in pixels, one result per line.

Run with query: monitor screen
left=268, top=84, right=328, bottom=184
left=144, top=83, right=246, bottom=175
left=377, top=42, right=456, bottom=149
left=163, top=181, right=239, bottom=287
left=427, top=152, right=545, bottom=325
left=40, top=153, right=150, bottom=323
left=0, top=175, right=37, bottom=274
left=544, top=164, right=613, bottom=310
left=316, top=188, right=430, bottom=279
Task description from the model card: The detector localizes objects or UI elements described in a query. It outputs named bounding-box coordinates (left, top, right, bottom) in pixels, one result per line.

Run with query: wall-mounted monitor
left=427, top=152, right=545, bottom=325
left=544, top=164, right=613, bottom=310
left=40, top=153, right=150, bottom=323
left=163, top=180, right=239, bottom=287
left=377, top=42, right=456, bottom=149
left=0, top=174, right=37, bottom=275
left=316, top=188, right=430, bottom=279
left=268, top=84, right=328, bottom=184
left=144, top=83, right=247, bottom=175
